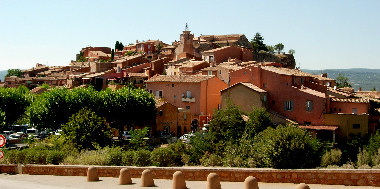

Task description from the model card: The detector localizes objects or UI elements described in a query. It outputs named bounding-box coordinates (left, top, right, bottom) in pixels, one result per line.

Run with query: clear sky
left=0, top=0, right=379, bottom=71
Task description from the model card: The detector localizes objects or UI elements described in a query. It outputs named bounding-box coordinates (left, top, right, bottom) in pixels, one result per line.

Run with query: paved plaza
left=1, top=173, right=379, bottom=189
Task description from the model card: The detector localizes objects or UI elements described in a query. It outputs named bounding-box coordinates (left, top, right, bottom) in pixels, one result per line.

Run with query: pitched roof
left=330, top=97, right=369, bottom=103
left=221, top=82, right=267, bottom=93
left=145, top=75, right=214, bottom=83
left=298, top=125, right=338, bottom=131
left=262, top=66, right=334, bottom=81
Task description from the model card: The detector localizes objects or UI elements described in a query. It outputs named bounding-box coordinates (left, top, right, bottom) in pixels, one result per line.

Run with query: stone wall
left=1, top=165, right=380, bottom=186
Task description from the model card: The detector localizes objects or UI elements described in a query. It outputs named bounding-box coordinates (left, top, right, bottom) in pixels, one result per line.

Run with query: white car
left=179, top=133, right=195, bottom=143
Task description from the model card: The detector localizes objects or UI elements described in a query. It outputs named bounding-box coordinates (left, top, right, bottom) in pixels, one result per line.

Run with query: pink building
left=146, top=75, right=227, bottom=129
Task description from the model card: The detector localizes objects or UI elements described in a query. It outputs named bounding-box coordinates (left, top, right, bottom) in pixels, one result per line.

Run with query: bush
left=168, top=141, right=187, bottom=166
left=105, top=147, right=123, bottom=166
left=253, top=125, right=322, bottom=169
left=122, top=151, right=135, bottom=166
left=133, top=149, right=151, bottom=166
left=357, top=148, right=371, bottom=167
left=151, top=147, right=175, bottom=167
left=371, top=149, right=380, bottom=166
left=341, top=162, right=355, bottom=169
left=223, top=155, right=245, bottom=167
left=46, top=150, right=66, bottom=165
left=70, top=150, right=107, bottom=165
left=62, top=108, right=112, bottom=150
left=200, top=153, right=222, bottom=167
left=321, top=149, right=342, bottom=167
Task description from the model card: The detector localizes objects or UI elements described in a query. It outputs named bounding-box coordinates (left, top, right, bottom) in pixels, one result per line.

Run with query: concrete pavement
left=1, top=174, right=380, bottom=189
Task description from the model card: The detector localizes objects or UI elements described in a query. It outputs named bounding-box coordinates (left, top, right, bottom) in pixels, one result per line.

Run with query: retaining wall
left=1, top=164, right=380, bottom=186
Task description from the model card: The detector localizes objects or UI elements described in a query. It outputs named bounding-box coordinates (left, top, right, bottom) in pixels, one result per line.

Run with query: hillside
left=303, top=68, right=380, bottom=91
left=0, top=70, right=6, bottom=82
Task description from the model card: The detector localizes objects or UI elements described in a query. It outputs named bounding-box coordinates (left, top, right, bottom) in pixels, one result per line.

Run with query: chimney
left=321, top=73, right=327, bottom=78
left=136, top=40, right=139, bottom=43
left=358, top=87, right=362, bottom=92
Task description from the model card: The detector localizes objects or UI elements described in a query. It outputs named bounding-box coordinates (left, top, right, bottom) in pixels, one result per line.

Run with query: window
left=306, top=101, right=313, bottom=112
left=141, top=44, right=144, bottom=50
left=186, top=106, right=190, bottom=110
left=136, top=45, right=139, bottom=49
left=208, top=70, right=213, bottom=75
left=272, top=100, right=276, bottom=106
left=219, top=70, right=222, bottom=74
left=184, top=113, right=187, bottom=120
left=156, top=90, right=163, bottom=98
left=353, top=124, right=360, bottom=129
left=300, top=78, right=305, bottom=84
left=304, top=122, right=311, bottom=125
left=148, top=45, right=151, bottom=49
left=284, top=100, right=294, bottom=111
left=204, top=56, right=207, bottom=61
left=326, top=82, right=331, bottom=87
left=352, top=108, right=358, bottom=114
left=209, top=56, right=214, bottom=62
left=148, top=51, right=151, bottom=55
left=186, top=91, right=191, bottom=98
left=263, top=83, right=267, bottom=88
left=263, top=95, right=267, bottom=102
left=172, top=84, right=174, bottom=87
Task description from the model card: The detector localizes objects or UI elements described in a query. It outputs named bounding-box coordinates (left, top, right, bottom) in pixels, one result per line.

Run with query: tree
left=266, top=45, right=275, bottom=54
left=288, top=49, right=295, bottom=55
left=371, top=87, right=376, bottom=91
left=111, top=49, right=114, bottom=61
left=253, top=125, right=322, bottom=168
left=0, top=86, right=32, bottom=128
left=129, top=127, right=150, bottom=150
left=274, top=43, right=284, bottom=54
left=6, top=69, right=23, bottom=77
left=336, top=73, right=352, bottom=88
left=245, top=107, right=274, bottom=138
left=76, top=51, right=86, bottom=62
left=62, top=108, right=112, bottom=150
left=208, top=104, right=246, bottom=144
left=155, top=42, right=163, bottom=54
left=250, top=33, right=268, bottom=52
left=115, top=41, right=124, bottom=51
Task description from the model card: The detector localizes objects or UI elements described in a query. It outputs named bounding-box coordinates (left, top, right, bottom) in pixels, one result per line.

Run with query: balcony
left=182, top=97, right=195, bottom=102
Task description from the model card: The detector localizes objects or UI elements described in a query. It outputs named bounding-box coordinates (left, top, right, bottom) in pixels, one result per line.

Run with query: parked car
left=26, top=128, right=39, bottom=138
left=179, top=133, right=195, bottom=143
left=122, top=131, right=132, bottom=140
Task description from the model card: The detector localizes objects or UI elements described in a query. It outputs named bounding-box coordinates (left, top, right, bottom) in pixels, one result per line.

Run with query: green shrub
left=46, top=150, right=66, bottom=165
left=223, top=155, right=245, bottom=167
left=321, top=149, right=342, bottom=167
left=168, top=141, right=187, bottom=166
left=246, top=158, right=257, bottom=168
left=357, top=164, right=371, bottom=169
left=133, top=149, right=151, bottom=166
left=73, top=150, right=107, bottom=165
left=200, top=153, right=222, bottom=167
left=151, top=147, right=175, bottom=167
left=181, top=154, right=190, bottom=166
left=357, top=148, right=371, bottom=166
left=341, top=162, right=355, bottom=169
left=253, top=125, right=322, bottom=169
left=105, top=147, right=123, bottom=166
left=371, top=149, right=380, bottom=166
left=122, top=151, right=135, bottom=166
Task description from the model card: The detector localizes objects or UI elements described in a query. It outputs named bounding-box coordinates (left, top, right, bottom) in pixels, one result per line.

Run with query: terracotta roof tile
left=299, top=125, right=338, bottom=131
left=221, top=82, right=267, bottom=93
left=146, top=75, right=214, bottom=83
left=330, top=97, right=369, bottom=103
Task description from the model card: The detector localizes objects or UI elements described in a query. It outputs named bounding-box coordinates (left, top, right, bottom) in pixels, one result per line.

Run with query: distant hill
left=0, top=70, right=6, bottom=82
left=302, top=68, right=380, bottom=91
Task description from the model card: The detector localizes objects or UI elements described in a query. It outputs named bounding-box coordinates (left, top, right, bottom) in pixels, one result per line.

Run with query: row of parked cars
left=0, top=128, right=62, bottom=142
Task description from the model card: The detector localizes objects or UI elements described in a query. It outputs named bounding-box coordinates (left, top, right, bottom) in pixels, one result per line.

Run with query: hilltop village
left=2, top=29, right=380, bottom=142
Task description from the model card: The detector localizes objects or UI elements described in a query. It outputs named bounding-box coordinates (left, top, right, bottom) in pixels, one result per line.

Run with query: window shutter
left=291, top=101, right=294, bottom=111
left=284, top=101, right=287, bottom=111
